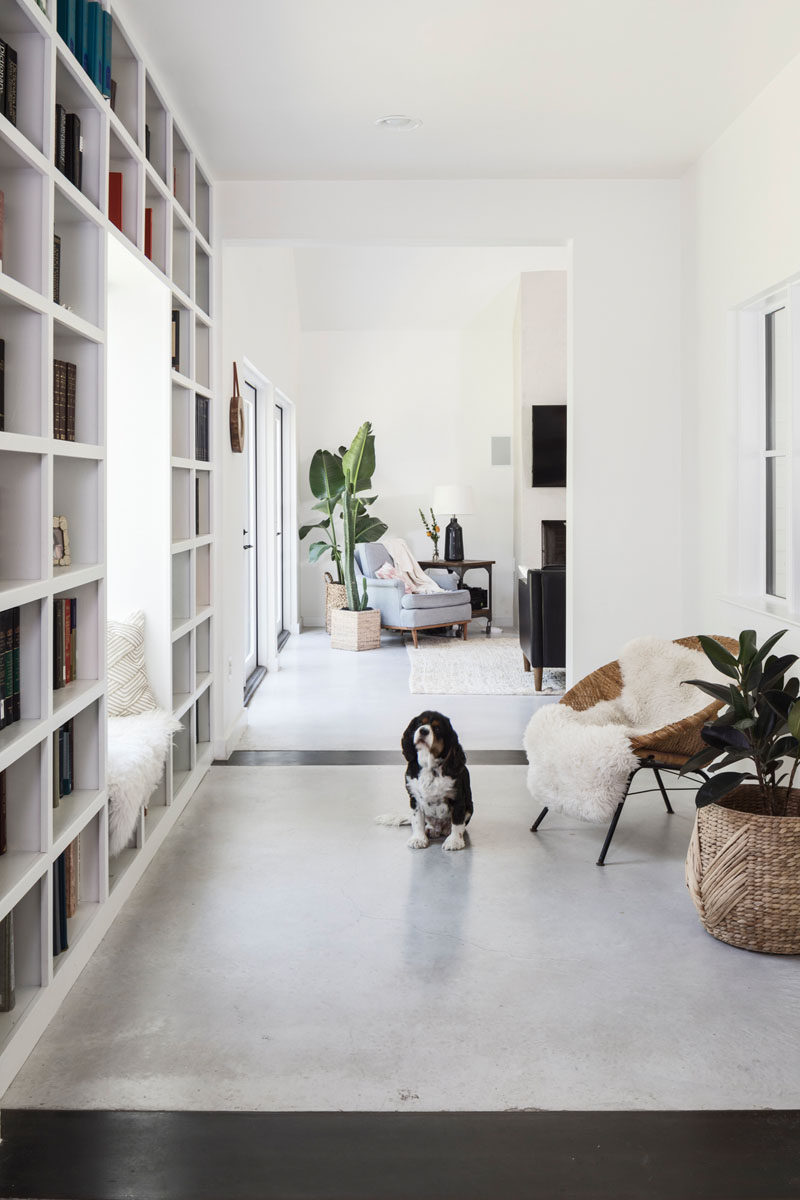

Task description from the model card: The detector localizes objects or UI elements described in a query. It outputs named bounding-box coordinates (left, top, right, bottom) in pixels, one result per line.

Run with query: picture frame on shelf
left=53, top=516, right=71, bottom=568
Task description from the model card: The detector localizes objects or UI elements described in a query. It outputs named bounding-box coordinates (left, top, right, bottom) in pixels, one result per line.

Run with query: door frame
left=241, top=358, right=299, bottom=676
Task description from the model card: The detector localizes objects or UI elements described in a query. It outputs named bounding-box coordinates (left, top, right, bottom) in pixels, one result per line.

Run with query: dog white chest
left=408, top=768, right=455, bottom=828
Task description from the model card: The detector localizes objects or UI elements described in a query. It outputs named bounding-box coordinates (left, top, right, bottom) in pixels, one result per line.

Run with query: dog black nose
left=417, top=725, right=430, bottom=735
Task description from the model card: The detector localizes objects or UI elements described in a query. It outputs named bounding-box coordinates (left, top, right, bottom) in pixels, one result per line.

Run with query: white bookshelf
left=0, top=0, right=215, bottom=1093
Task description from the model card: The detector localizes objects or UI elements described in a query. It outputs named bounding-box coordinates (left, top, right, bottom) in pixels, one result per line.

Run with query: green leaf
left=738, top=629, right=758, bottom=667
left=788, top=702, right=800, bottom=743
left=299, top=521, right=328, bottom=540
left=684, top=678, right=734, bottom=704
left=681, top=747, right=720, bottom=775
left=355, top=516, right=388, bottom=544
left=695, top=772, right=745, bottom=808
left=342, top=422, right=376, bottom=493
left=309, top=449, right=344, bottom=503
left=749, top=629, right=787, bottom=671
left=698, top=635, right=739, bottom=679
left=307, top=541, right=332, bottom=563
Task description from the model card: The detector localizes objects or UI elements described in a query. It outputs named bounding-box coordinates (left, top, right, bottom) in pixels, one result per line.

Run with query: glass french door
left=244, top=382, right=258, bottom=681
left=274, top=403, right=287, bottom=643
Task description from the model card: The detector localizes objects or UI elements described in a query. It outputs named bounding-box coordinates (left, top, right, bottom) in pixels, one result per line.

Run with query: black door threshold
left=243, top=666, right=267, bottom=707
left=1, top=1109, right=799, bottom=1200
left=217, top=749, right=529, bottom=766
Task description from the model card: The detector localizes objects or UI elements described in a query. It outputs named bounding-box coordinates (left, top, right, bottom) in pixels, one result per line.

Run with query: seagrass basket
left=686, top=785, right=800, bottom=954
left=330, top=607, right=381, bottom=652
left=324, top=571, right=347, bottom=634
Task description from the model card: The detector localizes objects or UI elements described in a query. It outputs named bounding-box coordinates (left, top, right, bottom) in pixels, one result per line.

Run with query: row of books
left=53, top=838, right=79, bottom=957
left=57, top=0, right=112, bottom=99
left=53, top=718, right=74, bottom=806
left=53, top=232, right=61, bottom=303
left=195, top=395, right=210, bottom=461
left=54, top=359, right=77, bottom=441
left=53, top=597, right=77, bottom=691
left=0, top=608, right=20, bottom=731
left=55, top=105, right=83, bottom=191
left=0, top=39, right=18, bottom=129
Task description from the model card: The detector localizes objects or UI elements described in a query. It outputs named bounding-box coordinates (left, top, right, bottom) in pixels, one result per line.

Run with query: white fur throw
left=523, top=637, right=725, bottom=823
left=108, top=709, right=181, bottom=856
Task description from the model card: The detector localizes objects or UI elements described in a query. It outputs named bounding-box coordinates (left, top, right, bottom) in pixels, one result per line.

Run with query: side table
left=419, top=559, right=495, bottom=635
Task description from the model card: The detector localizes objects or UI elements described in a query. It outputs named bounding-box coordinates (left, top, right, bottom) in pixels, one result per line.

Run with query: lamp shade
left=433, top=485, right=474, bottom=516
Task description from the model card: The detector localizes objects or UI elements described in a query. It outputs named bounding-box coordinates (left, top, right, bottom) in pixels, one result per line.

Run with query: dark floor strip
left=218, top=749, right=528, bottom=766
left=243, top=666, right=267, bottom=708
left=1, top=1110, right=799, bottom=1200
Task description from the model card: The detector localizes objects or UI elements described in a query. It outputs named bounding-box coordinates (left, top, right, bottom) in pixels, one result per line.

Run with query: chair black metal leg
left=596, top=800, right=626, bottom=866
left=530, top=806, right=549, bottom=833
left=652, top=767, right=674, bottom=814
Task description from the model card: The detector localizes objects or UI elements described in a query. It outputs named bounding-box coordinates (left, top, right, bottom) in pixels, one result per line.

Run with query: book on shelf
left=0, top=607, right=20, bottom=731
left=61, top=111, right=83, bottom=192
left=195, top=395, right=209, bottom=462
left=0, top=337, right=5, bottom=432
left=108, top=171, right=123, bottom=232
left=53, top=597, right=77, bottom=692
left=145, top=124, right=151, bottom=162
left=53, top=718, right=74, bottom=808
left=55, top=103, right=67, bottom=175
left=144, top=206, right=153, bottom=261
left=87, top=1, right=102, bottom=91
left=53, top=852, right=68, bottom=956
left=65, top=836, right=79, bottom=919
left=53, top=233, right=61, bottom=304
left=0, top=188, right=4, bottom=274
left=66, top=361, right=76, bottom=442
left=2, top=40, right=17, bottom=128
left=53, top=358, right=79, bottom=441
left=0, top=770, right=6, bottom=855
left=58, top=0, right=78, bottom=55
left=76, top=0, right=89, bottom=75
left=0, top=912, right=14, bottom=1013
left=171, top=310, right=180, bottom=369
left=102, top=9, right=112, bottom=99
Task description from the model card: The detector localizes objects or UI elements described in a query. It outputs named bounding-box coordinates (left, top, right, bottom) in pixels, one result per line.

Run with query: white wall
left=682, top=50, right=800, bottom=650
left=218, top=179, right=683, bottom=683
left=514, top=271, right=568, bottom=573
left=217, top=244, right=300, bottom=753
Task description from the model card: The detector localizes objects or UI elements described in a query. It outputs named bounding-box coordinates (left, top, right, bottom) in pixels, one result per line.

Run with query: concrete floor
left=239, top=628, right=556, bottom=750
left=5, top=759, right=800, bottom=1111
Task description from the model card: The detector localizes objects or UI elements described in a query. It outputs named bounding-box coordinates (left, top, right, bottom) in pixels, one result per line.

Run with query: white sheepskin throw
left=108, top=709, right=181, bottom=856
left=523, top=637, right=725, bottom=823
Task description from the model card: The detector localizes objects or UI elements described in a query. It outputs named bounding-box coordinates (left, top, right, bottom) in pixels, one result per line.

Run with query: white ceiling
left=293, top=246, right=567, bottom=330
left=117, top=0, right=800, bottom=181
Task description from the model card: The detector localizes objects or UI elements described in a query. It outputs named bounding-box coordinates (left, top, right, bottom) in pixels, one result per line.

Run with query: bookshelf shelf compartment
left=195, top=470, right=210, bottom=536
left=195, top=543, right=210, bottom=609
left=143, top=179, right=167, bottom=275
left=0, top=849, right=46, bottom=923
left=144, top=74, right=167, bottom=185
left=171, top=710, right=191, bottom=797
left=0, top=875, right=46, bottom=1038
left=108, top=129, right=140, bottom=249
left=171, top=383, right=191, bottom=460
left=171, top=302, right=189, bottom=379
left=52, top=322, right=102, bottom=445
left=109, top=14, right=139, bottom=145
left=0, top=146, right=46, bottom=293
left=54, top=52, right=105, bottom=212
left=171, top=466, right=191, bottom=544
left=52, top=786, right=104, bottom=858
left=51, top=578, right=101, bottom=692
left=53, top=454, right=101, bottom=567
left=171, top=549, right=191, bottom=625
left=171, top=122, right=190, bottom=217
left=2, top=737, right=45, bottom=855
left=53, top=186, right=103, bottom=325
left=194, top=320, right=209, bottom=389
left=171, top=216, right=190, bottom=297
left=195, top=687, right=210, bottom=755
left=194, top=165, right=210, bottom=243
left=0, top=301, right=46, bottom=436
left=194, top=244, right=209, bottom=316
left=0, top=449, right=45, bottom=585
left=0, top=6, right=48, bottom=155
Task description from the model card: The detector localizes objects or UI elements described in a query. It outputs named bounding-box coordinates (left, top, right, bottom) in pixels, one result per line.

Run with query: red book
left=144, top=207, right=153, bottom=260
left=108, top=171, right=123, bottom=232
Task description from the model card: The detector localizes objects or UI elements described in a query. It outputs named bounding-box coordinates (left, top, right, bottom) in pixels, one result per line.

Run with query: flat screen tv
left=531, top=404, right=566, bottom=488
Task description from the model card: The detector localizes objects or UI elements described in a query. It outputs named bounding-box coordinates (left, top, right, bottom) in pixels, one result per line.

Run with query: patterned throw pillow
left=107, top=611, right=158, bottom=717
left=375, top=562, right=412, bottom=593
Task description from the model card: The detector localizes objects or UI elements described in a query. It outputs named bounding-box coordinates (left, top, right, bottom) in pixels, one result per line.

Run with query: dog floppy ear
left=401, top=717, right=419, bottom=764
left=441, top=717, right=467, bottom=773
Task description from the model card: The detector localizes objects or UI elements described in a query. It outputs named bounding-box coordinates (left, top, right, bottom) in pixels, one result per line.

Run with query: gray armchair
left=355, top=544, right=472, bottom=647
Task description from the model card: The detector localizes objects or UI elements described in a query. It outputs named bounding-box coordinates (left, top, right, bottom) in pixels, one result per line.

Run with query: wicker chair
left=530, top=635, right=739, bottom=865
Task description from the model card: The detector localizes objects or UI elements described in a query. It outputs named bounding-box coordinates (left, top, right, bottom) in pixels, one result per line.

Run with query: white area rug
left=407, top=636, right=565, bottom=695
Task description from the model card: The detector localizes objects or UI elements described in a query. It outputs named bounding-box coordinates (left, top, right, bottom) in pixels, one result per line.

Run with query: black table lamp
left=433, top=485, right=474, bottom=562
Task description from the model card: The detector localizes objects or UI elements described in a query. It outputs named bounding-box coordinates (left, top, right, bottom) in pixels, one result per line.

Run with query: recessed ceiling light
left=375, top=114, right=422, bottom=131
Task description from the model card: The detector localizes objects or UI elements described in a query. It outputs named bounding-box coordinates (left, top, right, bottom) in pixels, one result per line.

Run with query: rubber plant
left=682, top=629, right=800, bottom=817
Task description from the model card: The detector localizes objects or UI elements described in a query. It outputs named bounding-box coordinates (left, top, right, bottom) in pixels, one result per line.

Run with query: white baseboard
left=218, top=707, right=247, bottom=760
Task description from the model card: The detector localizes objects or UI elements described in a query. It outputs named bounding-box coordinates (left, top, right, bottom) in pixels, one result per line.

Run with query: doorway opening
left=241, top=360, right=298, bottom=706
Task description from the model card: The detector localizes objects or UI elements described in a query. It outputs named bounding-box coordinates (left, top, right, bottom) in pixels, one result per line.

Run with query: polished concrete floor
left=5, top=756, right=800, bottom=1111
left=239, top=627, right=556, bottom=750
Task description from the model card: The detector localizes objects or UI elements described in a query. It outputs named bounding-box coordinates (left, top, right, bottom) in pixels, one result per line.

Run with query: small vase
left=432, top=548, right=440, bottom=561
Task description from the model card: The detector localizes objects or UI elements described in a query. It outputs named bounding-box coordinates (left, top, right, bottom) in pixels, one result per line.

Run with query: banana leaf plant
left=298, top=427, right=387, bottom=599
left=340, top=422, right=386, bottom=611
left=682, top=630, right=800, bottom=816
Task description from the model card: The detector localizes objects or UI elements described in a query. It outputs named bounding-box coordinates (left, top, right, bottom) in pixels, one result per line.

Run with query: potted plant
left=299, top=433, right=387, bottom=634
left=682, top=629, right=800, bottom=953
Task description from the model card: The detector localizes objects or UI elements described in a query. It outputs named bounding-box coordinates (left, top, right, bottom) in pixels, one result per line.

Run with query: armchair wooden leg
left=523, top=654, right=531, bottom=673
left=462, top=622, right=468, bottom=641
left=533, top=666, right=543, bottom=691
left=412, top=629, right=419, bottom=649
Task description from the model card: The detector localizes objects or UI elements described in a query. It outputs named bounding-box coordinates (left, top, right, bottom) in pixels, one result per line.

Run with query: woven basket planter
left=324, top=571, right=347, bottom=635
left=330, top=607, right=381, bottom=652
left=686, top=785, right=800, bottom=954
